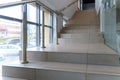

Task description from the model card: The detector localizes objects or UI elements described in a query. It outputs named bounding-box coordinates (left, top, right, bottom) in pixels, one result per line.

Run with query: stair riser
left=26, top=52, right=87, bottom=64
left=2, top=66, right=85, bottom=80
left=63, top=25, right=99, bottom=30
left=26, top=51, right=119, bottom=66
left=58, top=38, right=89, bottom=44
left=62, top=29, right=89, bottom=33
left=47, top=52, right=87, bottom=64
left=3, top=66, right=120, bottom=80
left=60, top=34, right=103, bottom=38
left=2, top=66, right=36, bottom=80
left=61, top=34, right=89, bottom=38
left=88, top=54, right=120, bottom=66
left=58, top=38, right=104, bottom=44
left=87, top=74, right=120, bottom=80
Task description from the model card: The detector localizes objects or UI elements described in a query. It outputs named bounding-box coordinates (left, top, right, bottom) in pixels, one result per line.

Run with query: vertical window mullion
left=36, top=3, right=41, bottom=47
left=50, top=12, right=53, bottom=43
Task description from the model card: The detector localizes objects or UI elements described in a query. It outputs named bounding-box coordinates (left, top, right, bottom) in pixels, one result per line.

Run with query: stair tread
left=3, top=61, right=120, bottom=75
left=27, top=42, right=117, bottom=55
left=0, top=77, right=28, bottom=80
left=3, top=61, right=86, bottom=73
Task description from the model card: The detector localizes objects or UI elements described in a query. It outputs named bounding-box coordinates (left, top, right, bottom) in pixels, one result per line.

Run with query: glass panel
left=27, top=2, right=37, bottom=23
left=102, top=0, right=117, bottom=51
left=0, top=0, right=21, bottom=4
left=0, top=19, right=21, bottom=75
left=27, top=24, right=37, bottom=49
left=44, top=27, right=50, bottom=46
left=0, top=5, right=22, bottom=19
left=44, top=9, right=50, bottom=26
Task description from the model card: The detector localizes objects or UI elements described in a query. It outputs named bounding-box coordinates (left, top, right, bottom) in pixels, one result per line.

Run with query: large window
left=0, top=0, right=21, bottom=4
left=0, top=1, right=54, bottom=64
left=0, top=1, right=55, bottom=75
left=44, top=9, right=53, bottom=46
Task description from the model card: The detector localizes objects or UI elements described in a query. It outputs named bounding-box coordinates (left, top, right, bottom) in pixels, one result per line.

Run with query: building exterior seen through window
left=0, top=0, right=54, bottom=75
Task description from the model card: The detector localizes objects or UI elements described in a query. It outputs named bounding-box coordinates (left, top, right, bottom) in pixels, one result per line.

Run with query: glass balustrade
left=101, top=0, right=120, bottom=54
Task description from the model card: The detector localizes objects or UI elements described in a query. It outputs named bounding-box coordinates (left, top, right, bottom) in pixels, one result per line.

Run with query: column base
left=21, top=61, right=29, bottom=64
left=41, top=46, right=46, bottom=48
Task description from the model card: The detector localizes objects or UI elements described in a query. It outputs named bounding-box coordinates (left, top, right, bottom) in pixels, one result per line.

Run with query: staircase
left=2, top=10, right=120, bottom=80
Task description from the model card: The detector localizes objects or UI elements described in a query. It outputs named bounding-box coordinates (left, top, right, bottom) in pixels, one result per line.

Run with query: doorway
left=83, top=0, right=95, bottom=10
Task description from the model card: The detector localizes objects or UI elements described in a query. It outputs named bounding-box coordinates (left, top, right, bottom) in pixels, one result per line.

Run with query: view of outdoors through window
left=0, top=1, right=53, bottom=75
left=0, top=2, right=22, bottom=72
left=0, top=19, right=21, bottom=75
left=0, top=2, right=37, bottom=75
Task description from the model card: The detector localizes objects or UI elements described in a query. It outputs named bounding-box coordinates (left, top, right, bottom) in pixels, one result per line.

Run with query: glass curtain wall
left=0, top=0, right=54, bottom=72
left=44, top=9, right=53, bottom=46
left=0, top=5, right=22, bottom=59
left=116, top=0, right=120, bottom=54
left=27, top=2, right=37, bottom=48
left=0, top=3, right=22, bottom=75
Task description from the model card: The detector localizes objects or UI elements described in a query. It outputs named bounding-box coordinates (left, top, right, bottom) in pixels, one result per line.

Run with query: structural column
left=41, top=8, right=45, bottom=48
left=21, top=3, right=29, bottom=64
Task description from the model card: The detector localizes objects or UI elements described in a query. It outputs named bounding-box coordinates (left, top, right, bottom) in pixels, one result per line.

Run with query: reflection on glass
left=0, top=0, right=21, bottom=4
left=0, top=18, right=21, bottom=63
left=27, top=2, right=37, bottom=23
left=27, top=24, right=37, bottom=49
left=102, top=0, right=117, bottom=51
left=44, top=9, right=50, bottom=26
left=44, top=27, right=50, bottom=46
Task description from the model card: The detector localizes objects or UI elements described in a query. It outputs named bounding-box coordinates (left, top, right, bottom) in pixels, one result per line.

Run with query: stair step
left=61, top=29, right=89, bottom=33
left=25, top=50, right=119, bottom=66
left=58, top=38, right=89, bottom=44
left=2, top=62, right=86, bottom=80
left=63, top=25, right=99, bottom=29
left=58, top=38, right=104, bottom=44
left=2, top=61, right=120, bottom=80
left=0, top=77, right=28, bottom=80
left=60, top=33, right=89, bottom=38
left=60, top=33, right=103, bottom=38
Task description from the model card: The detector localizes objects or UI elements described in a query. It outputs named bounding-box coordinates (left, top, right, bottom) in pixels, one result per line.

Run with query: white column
left=21, top=4, right=29, bottom=64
